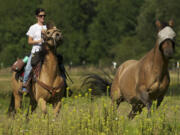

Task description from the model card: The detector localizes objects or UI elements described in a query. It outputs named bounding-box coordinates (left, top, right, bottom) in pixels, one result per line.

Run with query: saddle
left=12, top=52, right=42, bottom=82
left=13, top=60, right=41, bottom=89
left=12, top=53, right=70, bottom=97
left=12, top=59, right=26, bottom=82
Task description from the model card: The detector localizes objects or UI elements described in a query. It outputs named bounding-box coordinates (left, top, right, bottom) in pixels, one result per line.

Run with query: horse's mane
left=39, top=45, right=48, bottom=63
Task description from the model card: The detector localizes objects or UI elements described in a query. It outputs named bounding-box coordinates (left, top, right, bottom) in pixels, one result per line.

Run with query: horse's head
left=43, top=26, right=63, bottom=49
left=156, top=20, right=176, bottom=59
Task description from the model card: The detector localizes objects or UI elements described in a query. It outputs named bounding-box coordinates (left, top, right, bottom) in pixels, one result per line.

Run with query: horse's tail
left=8, top=92, right=15, bottom=115
left=82, top=73, right=112, bottom=96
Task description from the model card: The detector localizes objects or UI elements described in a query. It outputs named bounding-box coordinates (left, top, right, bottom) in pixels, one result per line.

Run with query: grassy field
left=0, top=67, right=180, bottom=135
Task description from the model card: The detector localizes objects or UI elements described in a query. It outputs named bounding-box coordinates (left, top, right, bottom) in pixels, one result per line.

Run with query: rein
left=32, top=60, right=64, bottom=97
left=36, top=79, right=64, bottom=97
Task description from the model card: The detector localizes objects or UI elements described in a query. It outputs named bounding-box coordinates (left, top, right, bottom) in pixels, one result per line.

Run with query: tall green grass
left=0, top=67, right=180, bottom=135
left=0, top=95, right=179, bottom=135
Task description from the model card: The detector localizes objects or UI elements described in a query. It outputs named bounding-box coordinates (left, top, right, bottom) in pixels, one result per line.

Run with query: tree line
left=0, top=0, right=180, bottom=67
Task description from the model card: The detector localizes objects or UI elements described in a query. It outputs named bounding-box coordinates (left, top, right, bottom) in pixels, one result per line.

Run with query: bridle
left=43, top=28, right=62, bottom=48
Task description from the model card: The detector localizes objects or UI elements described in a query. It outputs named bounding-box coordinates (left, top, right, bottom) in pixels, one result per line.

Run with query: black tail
left=82, top=73, right=112, bottom=96
left=8, top=93, right=15, bottom=116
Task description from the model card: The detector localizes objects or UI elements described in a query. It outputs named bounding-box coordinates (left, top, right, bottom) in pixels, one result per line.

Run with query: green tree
left=42, top=0, right=96, bottom=65
left=136, top=0, right=180, bottom=58
left=0, top=0, right=41, bottom=66
left=87, top=0, right=144, bottom=65
left=111, top=36, right=145, bottom=64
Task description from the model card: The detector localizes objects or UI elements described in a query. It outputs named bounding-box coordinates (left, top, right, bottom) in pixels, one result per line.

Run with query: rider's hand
left=37, top=38, right=43, bottom=44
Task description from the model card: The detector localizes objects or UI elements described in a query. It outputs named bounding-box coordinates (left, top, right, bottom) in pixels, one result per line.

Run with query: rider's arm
left=28, top=36, right=42, bottom=45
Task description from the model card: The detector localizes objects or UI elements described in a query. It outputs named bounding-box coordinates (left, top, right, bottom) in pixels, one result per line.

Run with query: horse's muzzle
left=164, top=49, right=174, bottom=59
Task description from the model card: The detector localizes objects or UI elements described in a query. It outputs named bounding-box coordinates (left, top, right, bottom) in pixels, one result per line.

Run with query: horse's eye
left=47, top=31, right=50, bottom=35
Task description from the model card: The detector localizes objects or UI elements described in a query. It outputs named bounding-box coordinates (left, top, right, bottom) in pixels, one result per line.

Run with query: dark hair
left=35, top=8, right=45, bottom=16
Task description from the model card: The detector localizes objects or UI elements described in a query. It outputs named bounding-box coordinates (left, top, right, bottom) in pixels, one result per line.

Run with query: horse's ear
left=169, top=20, right=174, bottom=27
left=155, top=20, right=162, bottom=30
left=46, top=21, right=55, bottom=30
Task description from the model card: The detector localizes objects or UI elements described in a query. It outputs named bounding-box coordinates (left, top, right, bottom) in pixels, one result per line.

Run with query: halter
left=158, top=26, right=176, bottom=45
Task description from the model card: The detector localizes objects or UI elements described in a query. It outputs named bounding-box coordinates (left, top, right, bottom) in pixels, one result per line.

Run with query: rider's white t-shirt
left=26, top=23, right=47, bottom=54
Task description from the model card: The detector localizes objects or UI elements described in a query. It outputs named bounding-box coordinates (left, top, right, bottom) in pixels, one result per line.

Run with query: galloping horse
left=111, top=20, right=176, bottom=118
left=9, top=26, right=65, bottom=115
left=83, top=20, right=176, bottom=119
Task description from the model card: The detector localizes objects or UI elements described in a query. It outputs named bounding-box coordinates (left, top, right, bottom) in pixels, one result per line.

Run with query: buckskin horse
left=9, top=26, right=65, bottom=115
left=83, top=20, right=176, bottom=119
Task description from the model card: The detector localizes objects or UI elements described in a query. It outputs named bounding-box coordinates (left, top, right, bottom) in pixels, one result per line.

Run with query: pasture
left=0, top=67, right=180, bottom=135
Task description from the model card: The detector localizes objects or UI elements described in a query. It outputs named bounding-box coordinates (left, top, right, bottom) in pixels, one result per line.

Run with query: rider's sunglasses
left=38, top=14, right=46, bottom=18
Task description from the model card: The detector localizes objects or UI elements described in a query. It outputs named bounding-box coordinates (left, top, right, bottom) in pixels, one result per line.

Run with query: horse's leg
left=128, top=104, right=144, bottom=119
left=156, top=95, right=165, bottom=109
left=14, top=92, right=22, bottom=112
left=28, top=88, right=37, bottom=113
left=38, top=98, right=47, bottom=114
left=114, top=97, right=124, bottom=107
left=111, top=95, right=123, bottom=113
left=111, top=91, right=123, bottom=114
left=156, top=75, right=169, bottom=108
left=111, top=83, right=123, bottom=108
left=53, top=101, right=62, bottom=116
left=138, top=89, right=152, bottom=117
left=26, top=99, right=37, bottom=119
left=8, top=93, right=15, bottom=115
left=30, top=99, right=37, bottom=113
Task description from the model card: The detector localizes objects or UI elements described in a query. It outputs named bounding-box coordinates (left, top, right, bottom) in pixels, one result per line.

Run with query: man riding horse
left=20, top=8, right=68, bottom=95
left=9, top=8, right=71, bottom=115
